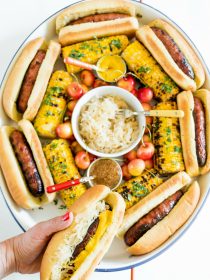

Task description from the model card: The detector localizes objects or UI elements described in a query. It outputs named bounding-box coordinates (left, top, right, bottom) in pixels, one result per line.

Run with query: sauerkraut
left=79, top=95, right=139, bottom=153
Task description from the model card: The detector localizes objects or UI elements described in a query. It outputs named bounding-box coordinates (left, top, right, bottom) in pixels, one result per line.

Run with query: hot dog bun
left=59, top=17, right=139, bottom=46
left=136, top=19, right=205, bottom=91
left=40, top=185, right=125, bottom=280
left=177, top=89, right=210, bottom=176
left=56, top=0, right=136, bottom=32
left=117, top=172, right=199, bottom=255
left=127, top=181, right=200, bottom=255
left=56, top=0, right=139, bottom=45
left=3, top=38, right=61, bottom=121
left=117, top=171, right=191, bottom=238
left=0, top=120, right=55, bottom=209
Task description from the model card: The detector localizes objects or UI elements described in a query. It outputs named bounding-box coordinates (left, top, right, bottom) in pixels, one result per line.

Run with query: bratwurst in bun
left=0, top=120, right=55, bottom=209
left=177, top=89, right=210, bottom=176
left=3, top=37, right=61, bottom=121
left=117, top=172, right=200, bottom=255
left=56, top=0, right=139, bottom=46
left=136, top=19, right=205, bottom=91
left=40, top=185, right=125, bottom=280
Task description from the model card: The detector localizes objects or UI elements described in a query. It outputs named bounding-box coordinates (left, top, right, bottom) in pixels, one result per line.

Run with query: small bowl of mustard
left=87, top=158, right=122, bottom=190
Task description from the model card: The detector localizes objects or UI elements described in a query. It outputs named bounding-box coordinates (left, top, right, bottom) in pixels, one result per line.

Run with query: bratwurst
left=10, top=130, right=44, bottom=196
left=17, top=50, right=46, bottom=114
left=70, top=13, right=129, bottom=25
left=193, top=97, right=207, bottom=166
left=151, top=27, right=194, bottom=80
left=124, top=190, right=183, bottom=246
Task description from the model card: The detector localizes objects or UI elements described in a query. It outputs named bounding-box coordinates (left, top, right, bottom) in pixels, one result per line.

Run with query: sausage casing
left=17, top=50, right=46, bottom=114
left=10, top=130, right=44, bottom=197
left=71, top=13, right=129, bottom=25
left=151, top=27, right=194, bottom=80
left=124, top=190, right=183, bottom=246
left=193, top=97, right=207, bottom=166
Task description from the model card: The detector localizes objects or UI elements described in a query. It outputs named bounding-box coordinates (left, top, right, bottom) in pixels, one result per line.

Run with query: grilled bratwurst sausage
left=72, top=218, right=99, bottom=259
left=17, top=50, right=46, bottom=114
left=71, top=13, right=128, bottom=25
left=193, top=97, right=207, bottom=166
left=10, top=130, right=44, bottom=196
left=151, top=27, right=194, bottom=80
left=124, top=190, right=183, bottom=246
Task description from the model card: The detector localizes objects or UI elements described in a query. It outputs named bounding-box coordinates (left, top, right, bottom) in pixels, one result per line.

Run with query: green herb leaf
left=174, top=146, right=182, bottom=153
left=50, top=142, right=58, bottom=149
left=137, top=66, right=151, bottom=73
left=69, top=49, right=85, bottom=59
left=53, top=199, right=58, bottom=205
left=45, top=111, right=54, bottom=117
left=166, top=127, right=171, bottom=135
left=58, top=204, right=67, bottom=210
left=131, top=181, right=149, bottom=197
left=110, top=39, right=122, bottom=49
left=161, top=83, right=172, bottom=93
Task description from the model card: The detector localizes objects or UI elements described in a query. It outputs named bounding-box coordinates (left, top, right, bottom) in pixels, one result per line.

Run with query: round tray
left=0, top=0, right=209, bottom=272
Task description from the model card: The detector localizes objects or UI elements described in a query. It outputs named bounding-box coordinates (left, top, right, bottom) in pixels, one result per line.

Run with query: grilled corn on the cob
left=43, top=139, right=86, bottom=208
left=62, top=35, right=129, bottom=73
left=153, top=102, right=185, bottom=175
left=115, top=169, right=163, bottom=209
left=34, top=71, right=72, bottom=138
left=122, top=41, right=180, bottom=102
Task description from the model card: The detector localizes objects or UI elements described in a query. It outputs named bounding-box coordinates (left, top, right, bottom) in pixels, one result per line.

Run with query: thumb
left=31, top=211, right=74, bottom=240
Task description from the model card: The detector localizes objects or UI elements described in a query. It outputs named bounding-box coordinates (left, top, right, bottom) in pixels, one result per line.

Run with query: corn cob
left=115, top=169, right=163, bottom=210
left=153, top=102, right=185, bottom=175
left=122, top=41, right=180, bottom=102
left=34, top=71, right=72, bottom=138
left=62, top=35, right=129, bottom=73
left=43, top=139, right=86, bottom=208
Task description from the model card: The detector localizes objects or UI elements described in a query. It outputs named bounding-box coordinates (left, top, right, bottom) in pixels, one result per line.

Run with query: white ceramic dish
left=0, top=0, right=210, bottom=272
left=71, top=86, right=145, bottom=158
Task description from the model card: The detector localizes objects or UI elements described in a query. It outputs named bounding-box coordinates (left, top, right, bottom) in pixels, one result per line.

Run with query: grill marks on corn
left=122, top=40, right=180, bottom=102
left=43, top=139, right=86, bottom=207
left=116, top=169, right=164, bottom=209
left=153, top=102, right=185, bottom=174
left=62, top=35, right=129, bottom=73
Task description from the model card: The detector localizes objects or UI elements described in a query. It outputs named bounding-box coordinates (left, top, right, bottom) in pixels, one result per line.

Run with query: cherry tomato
left=137, top=142, right=155, bottom=160
left=128, top=159, right=145, bottom=176
left=75, top=151, right=90, bottom=170
left=67, top=82, right=83, bottom=100
left=137, top=88, right=153, bottom=103
left=56, top=122, right=73, bottom=139
left=123, top=150, right=137, bottom=162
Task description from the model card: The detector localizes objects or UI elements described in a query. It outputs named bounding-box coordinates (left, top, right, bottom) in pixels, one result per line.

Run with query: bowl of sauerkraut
left=71, top=86, right=146, bottom=158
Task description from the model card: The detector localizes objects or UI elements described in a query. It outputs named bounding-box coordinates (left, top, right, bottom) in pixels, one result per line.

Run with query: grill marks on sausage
left=17, top=50, right=46, bottom=114
left=124, top=190, right=183, bottom=246
left=70, top=13, right=129, bottom=25
left=193, top=97, right=207, bottom=166
left=10, top=130, right=44, bottom=196
left=151, top=27, right=195, bottom=80
left=71, top=217, right=99, bottom=260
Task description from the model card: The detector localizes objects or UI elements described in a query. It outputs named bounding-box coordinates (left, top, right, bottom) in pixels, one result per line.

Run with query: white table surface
left=0, top=0, right=210, bottom=279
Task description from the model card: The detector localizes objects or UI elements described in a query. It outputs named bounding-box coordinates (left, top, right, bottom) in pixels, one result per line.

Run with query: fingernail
left=62, top=212, right=70, bottom=221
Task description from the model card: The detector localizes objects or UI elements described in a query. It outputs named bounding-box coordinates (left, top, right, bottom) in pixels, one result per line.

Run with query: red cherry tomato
left=128, top=159, right=145, bottom=176
left=67, top=82, right=84, bottom=100
left=56, top=122, right=73, bottom=139
left=123, top=150, right=137, bottom=162
left=137, top=142, right=155, bottom=160
left=137, top=88, right=153, bottom=103
left=75, top=151, right=90, bottom=170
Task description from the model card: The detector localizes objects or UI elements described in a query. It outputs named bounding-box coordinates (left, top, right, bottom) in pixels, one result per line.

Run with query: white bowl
left=71, top=86, right=146, bottom=158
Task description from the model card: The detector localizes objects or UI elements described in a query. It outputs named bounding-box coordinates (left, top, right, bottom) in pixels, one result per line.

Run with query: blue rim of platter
left=0, top=0, right=210, bottom=273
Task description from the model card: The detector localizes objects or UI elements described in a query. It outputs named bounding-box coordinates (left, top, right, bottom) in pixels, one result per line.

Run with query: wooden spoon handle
left=145, top=110, right=184, bottom=118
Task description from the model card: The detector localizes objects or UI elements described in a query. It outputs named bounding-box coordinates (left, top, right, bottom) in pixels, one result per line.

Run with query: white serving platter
left=0, top=0, right=209, bottom=272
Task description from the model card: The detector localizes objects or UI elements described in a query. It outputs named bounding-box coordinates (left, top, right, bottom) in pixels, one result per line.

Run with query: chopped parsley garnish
left=45, top=111, right=54, bottom=117
left=110, top=39, right=122, bottom=49
left=50, top=86, right=63, bottom=93
left=137, top=66, right=151, bottom=73
left=131, top=181, right=149, bottom=197
left=161, top=83, right=172, bottom=93
left=53, top=199, right=58, bottom=205
left=69, top=194, right=76, bottom=199
left=166, top=127, right=171, bottom=135
left=166, top=137, right=172, bottom=142
left=69, top=49, right=85, bottom=59
left=60, top=162, right=67, bottom=169
left=50, top=142, right=58, bottom=149
left=59, top=204, right=67, bottom=210
left=174, top=146, right=182, bottom=153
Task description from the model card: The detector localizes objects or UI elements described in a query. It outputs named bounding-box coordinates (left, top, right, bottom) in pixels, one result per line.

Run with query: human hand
left=0, top=211, right=73, bottom=278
